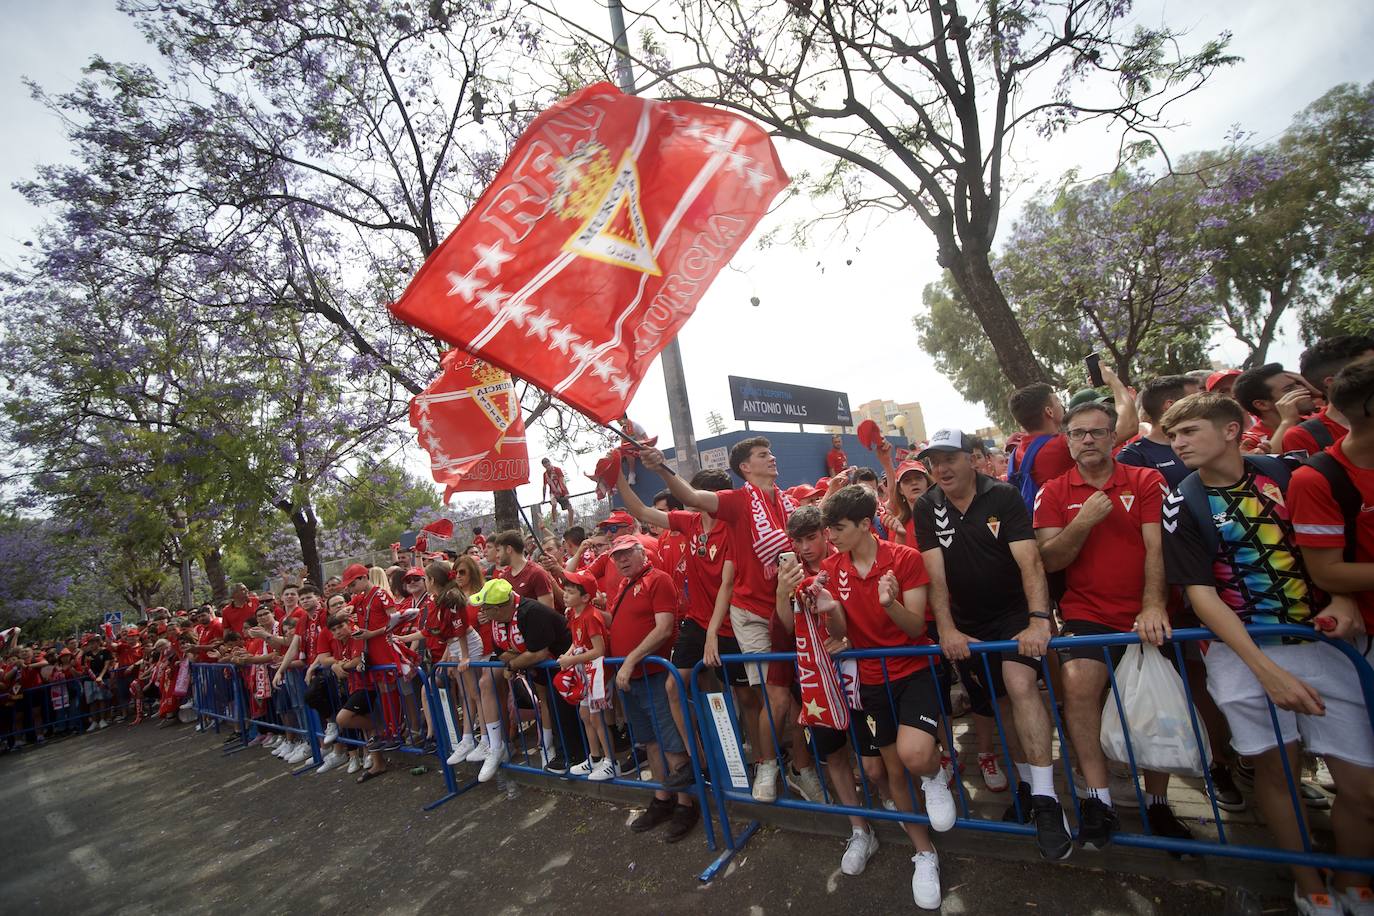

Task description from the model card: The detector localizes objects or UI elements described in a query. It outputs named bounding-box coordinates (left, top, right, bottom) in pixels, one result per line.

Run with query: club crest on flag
left=556, top=146, right=661, bottom=276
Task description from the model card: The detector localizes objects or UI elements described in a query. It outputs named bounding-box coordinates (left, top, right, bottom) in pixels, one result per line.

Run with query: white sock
left=1087, top=786, right=1113, bottom=807
left=485, top=722, right=503, bottom=749
left=1017, top=761, right=1034, bottom=786
left=542, top=728, right=554, bottom=750
left=1030, top=764, right=1056, bottom=799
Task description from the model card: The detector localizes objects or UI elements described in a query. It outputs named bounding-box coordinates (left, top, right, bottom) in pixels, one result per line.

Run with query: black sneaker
left=381, top=736, right=404, bottom=752
left=622, top=746, right=646, bottom=774
left=661, top=763, right=694, bottom=791
left=1001, top=781, right=1033, bottom=824
left=662, top=802, right=700, bottom=843
left=1209, top=765, right=1245, bottom=812
left=1076, top=797, right=1119, bottom=851
left=611, top=726, right=631, bottom=753
left=544, top=755, right=569, bottom=775
left=630, top=797, right=676, bottom=833
left=1146, top=801, right=1195, bottom=859
left=1031, top=795, right=1072, bottom=861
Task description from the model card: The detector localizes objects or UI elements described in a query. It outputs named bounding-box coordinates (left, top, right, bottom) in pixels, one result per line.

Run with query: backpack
left=1297, top=416, right=1336, bottom=451
left=1006, top=434, right=1052, bottom=515
left=1303, top=451, right=1362, bottom=561
left=1171, top=455, right=1295, bottom=556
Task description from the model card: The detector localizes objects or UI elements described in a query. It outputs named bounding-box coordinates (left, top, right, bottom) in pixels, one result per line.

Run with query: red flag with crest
left=411, top=350, right=529, bottom=502
left=389, top=82, right=788, bottom=424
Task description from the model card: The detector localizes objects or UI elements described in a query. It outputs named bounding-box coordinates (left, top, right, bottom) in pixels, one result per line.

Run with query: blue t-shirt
left=1117, top=437, right=1190, bottom=489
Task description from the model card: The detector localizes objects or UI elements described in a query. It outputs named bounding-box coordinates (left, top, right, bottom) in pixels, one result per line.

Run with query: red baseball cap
left=598, top=511, right=636, bottom=530
left=552, top=666, right=588, bottom=704
left=403, top=566, right=426, bottom=580
left=791, top=484, right=822, bottom=502
left=895, top=459, right=931, bottom=482
left=609, top=534, right=642, bottom=553
left=1205, top=369, right=1241, bottom=392
left=341, top=563, right=370, bottom=587
left=563, top=569, right=598, bottom=595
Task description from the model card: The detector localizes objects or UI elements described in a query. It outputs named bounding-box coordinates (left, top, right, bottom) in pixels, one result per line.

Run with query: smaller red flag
left=411, top=351, right=530, bottom=500
left=421, top=519, right=455, bottom=540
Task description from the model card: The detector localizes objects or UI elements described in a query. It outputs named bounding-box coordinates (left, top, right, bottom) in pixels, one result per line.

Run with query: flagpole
left=607, top=0, right=701, bottom=479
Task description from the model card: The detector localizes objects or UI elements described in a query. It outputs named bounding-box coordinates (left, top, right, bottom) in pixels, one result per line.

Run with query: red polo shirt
left=820, top=537, right=933, bottom=685
left=351, top=587, right=397, bottom=675
left=607, top=567, right=678, bottom=677
left=654, top=525, right=692, bottom=620
left=1281, top=408, right=1348, bottom=456
left=1032, top=462, right=1166, bottom=630
left=221, top=597, right=259, bottom=635
left=1289, top=444, right=1374, bottom=630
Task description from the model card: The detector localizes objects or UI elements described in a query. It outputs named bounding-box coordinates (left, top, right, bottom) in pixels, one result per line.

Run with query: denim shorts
left=622, top=671, right=685, bottom=754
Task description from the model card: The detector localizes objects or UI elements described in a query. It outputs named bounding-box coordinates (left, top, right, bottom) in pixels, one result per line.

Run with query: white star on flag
left=473, top=241, right=514, bottom=275
left=744, top=166, right=770, bottom=194
left=726, top=147, right=753, bottom=176
left=549, top=325, right=578, bottom=354
left=682, top=120, right=709, bottom=139
left=704, top=131, right=736, bottom=155
left=589, top=356, right=615, bottom=382
left=525, top=310, right=557, bottom=341
left=502, top=298, right=534, bottom=328
left=446, top=270, right=483, bottom=301
left=610, top=375, right=631, bottom=398
left=571, top=338, right=599, bottom=366
left=477, top=286, right=509, bottom=314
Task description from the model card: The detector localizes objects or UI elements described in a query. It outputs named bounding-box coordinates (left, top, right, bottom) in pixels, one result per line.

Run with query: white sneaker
left=752, top=760, right=780, bottom=802
left=447, top=735, right=477, bottom=766
left=270, top=739, right=287, bottom=757
left=86, top=723, right=98, bottom=734
left=841, top=828, right=878, bottom=876
left=568, top=757, right=596, bottom=778
left=788, top=766, right=826, bottom=803
left=346, top=755, right=362, bottom=775
left=316, top=751, right=346, bottom=774
left=322, top=723, right=339, bottom=747
left=466, top=737, right=491, bottom=763
left=1293, top=888, right=1342, bottom=916
left=194, top=722, right=206, bottom=733
left=265, top=734, right=281, bottom=749
left=911, top=851, right=942, bottom=910
left=978, top=752, right=1009, bottom=792
left=1334, top=885, right=1374, bottom=916
left=98, top=720, right=109, bottom=730
left=478, top=744, right=508, bottom=783
left=589, top=757, right=618, bottom=782
left=882, top=798, right=897, bottom=812
left=286, top=743, right=311, bottom=765
left=921, top=773, right=957, bottom=832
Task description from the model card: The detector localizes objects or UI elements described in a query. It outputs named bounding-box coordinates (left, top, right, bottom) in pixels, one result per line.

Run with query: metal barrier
left=433, top=655, right=718, bottom=850
left=242, top=667, right=323, bottom=774
left=691, top=625, right=1374, bottom=881
left=190, top=663, right=250, bottom=752
left=0, top=675, right=95, bottom=748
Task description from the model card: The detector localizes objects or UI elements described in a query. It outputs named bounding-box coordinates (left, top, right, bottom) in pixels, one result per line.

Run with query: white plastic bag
left=1100, top=643, right=1210, bottom=777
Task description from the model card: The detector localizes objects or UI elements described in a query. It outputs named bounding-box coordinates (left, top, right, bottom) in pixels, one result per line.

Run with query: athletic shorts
left=954, top=612, right=1042, bottom=713
left=729, top=606, right=773, bottom=687
left=672, top=618, right=749, bottom=687
left=83, top=680, right=111, bottom=703
left=1204, top=639, right=1374, bottom=767
left=553, top=495, right=572, bottom=511
left=856, top=672, right=942, bottom=756
left=341, top=688, right=378, bottom=717
left=1056, top=619, right=1184, bottom=674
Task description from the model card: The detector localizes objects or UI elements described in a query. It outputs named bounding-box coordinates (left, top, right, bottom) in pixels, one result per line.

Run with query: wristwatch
left=1028, top=611, right=1052, bottom=621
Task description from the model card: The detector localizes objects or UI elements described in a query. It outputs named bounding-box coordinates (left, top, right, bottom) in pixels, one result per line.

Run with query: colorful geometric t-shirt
left=1162, top=467, right=1316, bottom=627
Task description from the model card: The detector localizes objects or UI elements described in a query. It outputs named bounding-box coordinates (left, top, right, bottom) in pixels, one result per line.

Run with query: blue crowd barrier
left=0, top=675, right=96, bottom=748
left=691, top=624, right=1374, bottom=882
left=191, top=663, right=250, bottom=751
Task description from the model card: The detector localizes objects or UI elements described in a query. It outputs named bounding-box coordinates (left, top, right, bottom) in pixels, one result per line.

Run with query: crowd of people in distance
left=4, top=335, right=1373, bottom=915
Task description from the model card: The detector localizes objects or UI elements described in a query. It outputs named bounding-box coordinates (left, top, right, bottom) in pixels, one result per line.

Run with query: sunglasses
left=694, top=533, right=707, bottom=558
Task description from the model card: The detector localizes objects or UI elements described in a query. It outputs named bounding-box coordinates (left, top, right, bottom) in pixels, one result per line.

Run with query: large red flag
left=411, top=351, right=530, bottom=501
left=389, top=82, right=788, bottom=424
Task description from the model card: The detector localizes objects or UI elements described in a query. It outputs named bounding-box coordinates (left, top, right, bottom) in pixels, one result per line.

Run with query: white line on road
left=239, top=771, right=289, bottom=794
left=68, top=845, right=113, bottom=885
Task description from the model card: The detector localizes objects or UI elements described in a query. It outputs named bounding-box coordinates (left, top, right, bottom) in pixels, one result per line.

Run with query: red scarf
left=792, top=574, right=849, bottom=731
left=745, top=482, right=795, bottom=578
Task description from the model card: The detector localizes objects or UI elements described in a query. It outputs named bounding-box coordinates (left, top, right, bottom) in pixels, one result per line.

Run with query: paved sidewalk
left=0, top=724, right=1282, bottom=914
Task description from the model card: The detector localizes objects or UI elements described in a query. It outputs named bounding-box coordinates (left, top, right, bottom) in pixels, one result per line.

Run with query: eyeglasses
left=1066, top=427, right=1112, bottom=441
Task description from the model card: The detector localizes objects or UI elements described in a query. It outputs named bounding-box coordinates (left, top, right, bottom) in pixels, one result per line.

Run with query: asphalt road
left=0, top=723, right=1284, bottom=915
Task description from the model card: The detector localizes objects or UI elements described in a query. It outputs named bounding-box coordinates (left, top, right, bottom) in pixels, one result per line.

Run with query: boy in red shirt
left=818, top=485, right=951, bottom=910
left=606, top=536, right=699, bottom=842
left=330, top=612, right=386, bottom=782
left=560, top=570, right=615, bottom=781
left=541, top=457, right=576, bottom=528
left=339, top=563, right=402, bottom=754
left=1033, top=400, right=1191, bottom=850
left=1282, top=335, right=1374, bottom=455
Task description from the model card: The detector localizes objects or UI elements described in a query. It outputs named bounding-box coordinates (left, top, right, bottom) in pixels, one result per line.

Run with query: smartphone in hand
left=1085, top=353, right=1105, bottom=387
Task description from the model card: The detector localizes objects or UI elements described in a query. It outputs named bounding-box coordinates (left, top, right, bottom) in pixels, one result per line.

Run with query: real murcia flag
left=388, top=82, right=789, bottom=425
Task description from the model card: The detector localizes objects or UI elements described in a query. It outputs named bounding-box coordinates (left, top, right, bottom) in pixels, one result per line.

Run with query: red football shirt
left=821, top=537, right=933, bottom=685
left=1242, top=418, right=1274, bottom=451
left=826, top=447, right=848, bottom=476
left=714, top=485, right=792, bottom=619
left=666, top=510, right=735, bottom=637
left=570, top=605, right=609, bottom=654
left=1033, top=462, right=1167, bottom=630
left=220, top=597, right=259, bottom=635
left=544, top=466, right=569, bottom=497
left=497, top=562, right=556, bottom=604
left=1289, top=445, right=1374, bottom=629
left=1014, top=434, right=1075, bottom=487
left=351, top=587, right=397, bottom=672
left=196, top=617, right=224, bottom=646
left=1281, top=408, right=1348, bottom=457
left=608, top=567, right=678, bottom=677
left=654, top=525, right=691, bottom=619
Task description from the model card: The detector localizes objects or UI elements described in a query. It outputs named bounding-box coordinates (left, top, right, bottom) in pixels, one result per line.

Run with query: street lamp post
left=607, top=0, right=700, bottom=478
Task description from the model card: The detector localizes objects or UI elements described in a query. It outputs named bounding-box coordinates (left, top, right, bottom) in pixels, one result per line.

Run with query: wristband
left=1028, top=612, right=1052, bottom=621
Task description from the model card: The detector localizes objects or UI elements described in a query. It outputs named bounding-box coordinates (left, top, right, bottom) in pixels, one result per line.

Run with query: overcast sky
left=3, top=1, right=1372, bottom=515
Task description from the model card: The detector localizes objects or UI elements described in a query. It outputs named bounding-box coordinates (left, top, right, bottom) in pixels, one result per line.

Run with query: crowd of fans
left=3, top=335, right=1372, bottom=915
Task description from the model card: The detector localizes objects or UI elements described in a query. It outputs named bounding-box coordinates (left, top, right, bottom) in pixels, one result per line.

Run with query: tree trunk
left=1246, top=283, right=1293, bottom=368
left=494, top=489, right=521, bottom=537
left=276, top=497, right=324, bottom=587
left=946, top=251, right=1049, bottom=388
left=201, top=547, right=228, bottom=605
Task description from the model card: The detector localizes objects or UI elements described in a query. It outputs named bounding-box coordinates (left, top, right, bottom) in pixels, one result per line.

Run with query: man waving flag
left=390, top=82, right=788, bottom=425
